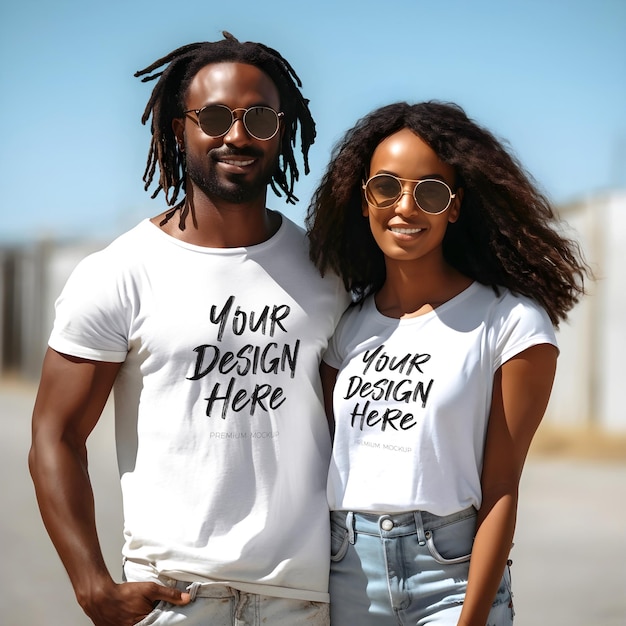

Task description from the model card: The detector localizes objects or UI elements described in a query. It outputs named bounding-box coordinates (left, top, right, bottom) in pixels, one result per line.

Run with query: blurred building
left=547, top=190, right=626, bottom=432
left=0, top=238, right=105, bottom=380
left=2, top=190, right=625, bottom=431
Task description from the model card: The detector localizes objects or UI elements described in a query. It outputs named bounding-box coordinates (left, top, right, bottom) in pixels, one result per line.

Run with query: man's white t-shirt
left=49, top=216, right=349, bottom=602
left=323, top=282, right=557, bottom=516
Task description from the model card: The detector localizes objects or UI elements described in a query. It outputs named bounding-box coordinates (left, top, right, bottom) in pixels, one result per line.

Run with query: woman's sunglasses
left=363, top=174, right=456, bottom=215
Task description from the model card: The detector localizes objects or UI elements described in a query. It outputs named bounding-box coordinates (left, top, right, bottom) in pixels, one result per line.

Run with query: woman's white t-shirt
left=324, top=282, right=557, bottom=516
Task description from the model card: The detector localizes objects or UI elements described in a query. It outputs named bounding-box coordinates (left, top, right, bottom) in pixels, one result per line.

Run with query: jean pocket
left=492, top=559, right=515, bottom=615
left=132, top=601, right=165, bottom=626
left=424, top=515, right=475, bottom=565
left=330, top=519, right=350, bottom=562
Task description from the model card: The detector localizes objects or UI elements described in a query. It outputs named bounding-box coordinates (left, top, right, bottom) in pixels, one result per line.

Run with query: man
left=29, top=32, right=349, bottom=626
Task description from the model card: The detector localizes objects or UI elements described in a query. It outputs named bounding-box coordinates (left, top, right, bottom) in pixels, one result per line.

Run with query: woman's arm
left=458, top=343, right=558, bottom=626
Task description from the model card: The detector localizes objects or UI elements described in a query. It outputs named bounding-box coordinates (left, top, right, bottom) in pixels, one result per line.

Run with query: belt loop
left=413, top=511, right=426, bottom=545
left=346, top=511, right=356, bottom=544
left=186, top=581, right=201, bottom=602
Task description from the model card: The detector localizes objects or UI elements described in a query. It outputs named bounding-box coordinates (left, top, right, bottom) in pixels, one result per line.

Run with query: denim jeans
left=124, top=562, right=329, bottom=626
left=330, top=508, right=514, bottom=625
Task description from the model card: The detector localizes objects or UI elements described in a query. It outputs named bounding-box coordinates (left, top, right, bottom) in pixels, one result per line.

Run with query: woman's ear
left=361, top=178, right=370, bottom=217
left=448, top=187, right=463, bottom=223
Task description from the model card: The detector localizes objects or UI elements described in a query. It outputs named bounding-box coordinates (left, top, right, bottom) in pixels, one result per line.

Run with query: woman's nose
left=394, top=189, right=419, bottom=215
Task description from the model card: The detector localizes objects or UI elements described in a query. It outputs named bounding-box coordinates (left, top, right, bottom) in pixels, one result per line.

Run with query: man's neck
left=152, top=196, right=281, bottom=248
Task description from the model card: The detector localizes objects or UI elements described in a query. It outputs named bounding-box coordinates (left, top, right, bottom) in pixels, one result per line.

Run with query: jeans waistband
left=123, top=559, right=236, bottom=600
left=184, top=582, right=238, bottom=601
left=331, top=507, right=476, bottom=545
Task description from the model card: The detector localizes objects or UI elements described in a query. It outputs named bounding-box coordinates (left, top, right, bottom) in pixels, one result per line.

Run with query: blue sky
left=1, top=0, right=624, bottom=243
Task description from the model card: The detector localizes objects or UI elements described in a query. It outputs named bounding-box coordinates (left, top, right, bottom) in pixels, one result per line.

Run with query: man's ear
left=448, top=187, right=463, bottom=223
left=172, top=117, right=185, bottom=149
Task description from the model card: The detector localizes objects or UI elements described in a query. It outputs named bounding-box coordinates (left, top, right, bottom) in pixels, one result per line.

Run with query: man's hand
left=81, top=580, right=191, bottom=626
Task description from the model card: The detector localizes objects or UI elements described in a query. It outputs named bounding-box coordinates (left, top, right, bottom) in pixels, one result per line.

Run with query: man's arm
left=320, top=361, right=339, bottom=437
left=29, top=348, right=189, bottom=626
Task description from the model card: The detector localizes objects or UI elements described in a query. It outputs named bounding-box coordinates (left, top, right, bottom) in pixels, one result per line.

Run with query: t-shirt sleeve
left=494, top=295, right=558, bottom=371
left=322, top=306, right=353, bottom=371
left=48, top=252, right=129, bottom=363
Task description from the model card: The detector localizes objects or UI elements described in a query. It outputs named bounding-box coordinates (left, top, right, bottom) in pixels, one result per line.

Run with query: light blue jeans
left=330, top=508, right=514, bottom=625
left=124, top=565, right=329, bottom=626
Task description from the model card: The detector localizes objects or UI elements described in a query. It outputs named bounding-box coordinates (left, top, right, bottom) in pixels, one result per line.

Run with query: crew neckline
left=140, top=214, right=286, bottom=254
left=370, top=281, right=480, bottom=324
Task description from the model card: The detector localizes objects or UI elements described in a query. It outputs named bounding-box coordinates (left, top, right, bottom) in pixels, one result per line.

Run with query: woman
left=306, top=102, right=589, bottom=625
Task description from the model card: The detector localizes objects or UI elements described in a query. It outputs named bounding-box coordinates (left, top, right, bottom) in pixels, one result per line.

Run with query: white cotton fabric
left=49, top=217, right=349, bottom=602
left=324, top=282, right=557, bottom=516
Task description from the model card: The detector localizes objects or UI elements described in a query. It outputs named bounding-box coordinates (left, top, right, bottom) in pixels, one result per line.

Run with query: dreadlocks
left=134, top=31, right=316, bottom=222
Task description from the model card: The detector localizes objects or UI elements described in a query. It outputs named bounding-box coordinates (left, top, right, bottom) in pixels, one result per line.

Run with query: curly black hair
left=305, top=101, right=590, bottom=326
left=135, top=31, right=316, bottom=226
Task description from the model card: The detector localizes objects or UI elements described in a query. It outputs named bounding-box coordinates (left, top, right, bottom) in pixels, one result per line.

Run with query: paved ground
left=1, top=378, right=625, bottom=625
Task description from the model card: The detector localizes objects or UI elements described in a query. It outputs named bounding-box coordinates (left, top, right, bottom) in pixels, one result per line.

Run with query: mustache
left=210, top=147, right=264, bottom=160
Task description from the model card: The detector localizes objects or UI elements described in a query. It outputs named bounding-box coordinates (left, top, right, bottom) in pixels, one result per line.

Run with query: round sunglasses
left=184, top=104, right=284, bottom=141
left=363, top=174, right=456, bottom=215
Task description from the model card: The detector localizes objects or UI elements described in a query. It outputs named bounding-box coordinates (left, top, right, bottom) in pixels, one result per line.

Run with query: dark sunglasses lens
left=415, top=180, right=451, bottom=213
left=197, top=105, right=233, bottom=136
left=365, top=175, right=402, bottom=207
left=244, top=107, right=279, bottom=139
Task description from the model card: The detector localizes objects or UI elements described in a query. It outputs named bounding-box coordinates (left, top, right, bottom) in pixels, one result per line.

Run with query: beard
left=185, top=149, right=277, bottom=205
